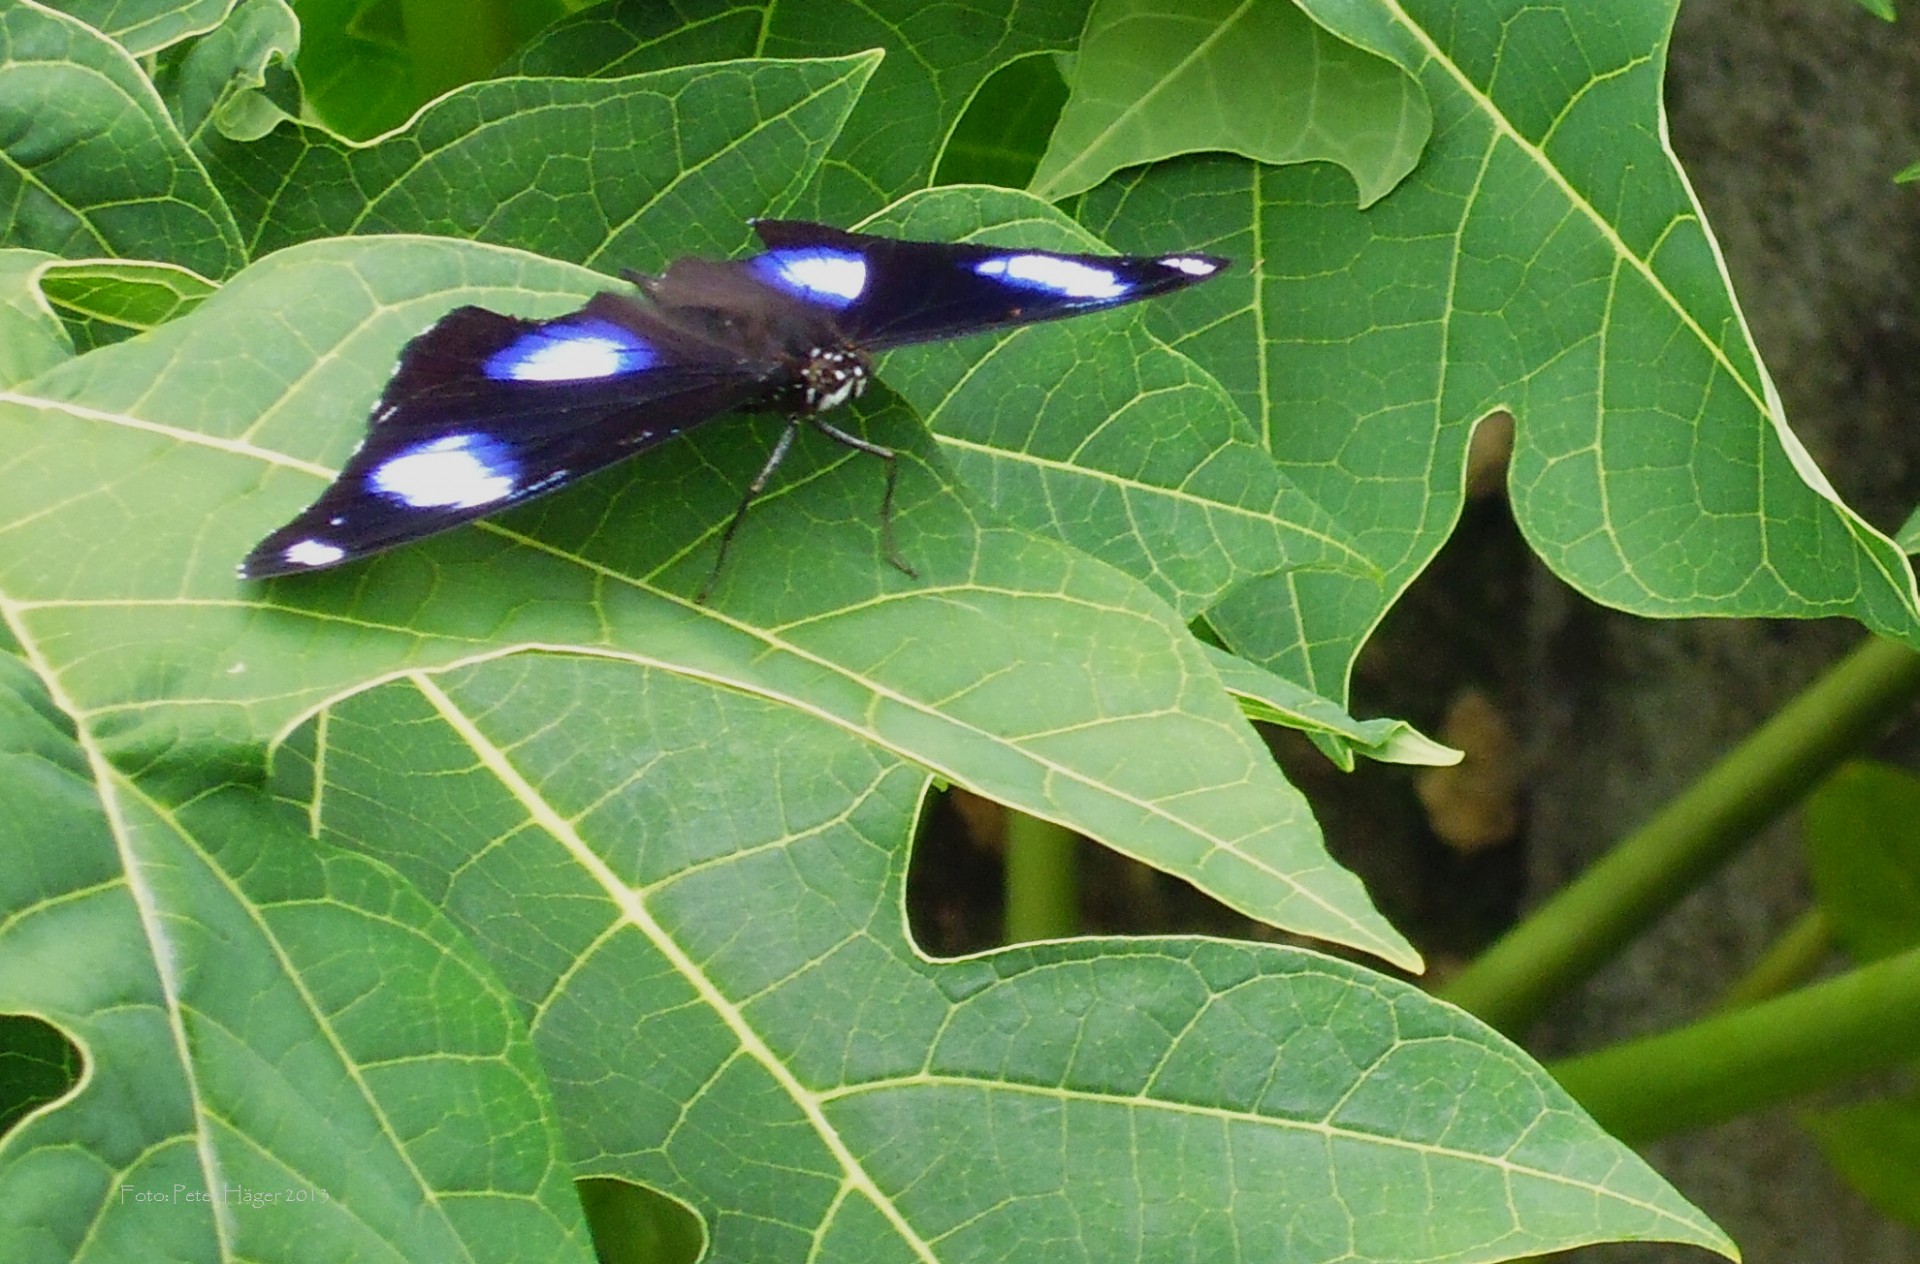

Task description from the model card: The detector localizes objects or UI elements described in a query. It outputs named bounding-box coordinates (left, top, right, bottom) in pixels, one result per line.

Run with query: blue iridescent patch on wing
left=483, top=316, right=658, bottom=382
left=749, top=247, right=869, bottom=308
left=973, top=254, right=1130, bottom=301
left=369, top=433, right=519, bottom=509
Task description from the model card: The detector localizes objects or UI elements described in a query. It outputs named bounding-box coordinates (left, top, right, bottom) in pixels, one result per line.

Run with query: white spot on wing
left=370, top=433, right=518, bottom=509
left=485, top=317, right=656, bottom=382
left=974, top=254, right=1128, bottom=300
left=751, top=248, right=869, bottom=307
left=283, top=538, right=347, bottom=568
left=1161, top=255, right=1218, bottom=276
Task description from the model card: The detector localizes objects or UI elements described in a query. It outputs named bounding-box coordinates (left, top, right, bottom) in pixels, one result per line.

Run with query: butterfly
left=239, top=220, right=1229, bottom=597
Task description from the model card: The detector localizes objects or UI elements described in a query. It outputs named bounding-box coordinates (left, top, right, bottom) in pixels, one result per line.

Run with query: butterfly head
left=793, top=346, right=870, bottom=414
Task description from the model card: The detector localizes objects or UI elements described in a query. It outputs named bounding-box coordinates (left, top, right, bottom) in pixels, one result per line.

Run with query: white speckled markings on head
left=801, top=348, right=868, bottom=413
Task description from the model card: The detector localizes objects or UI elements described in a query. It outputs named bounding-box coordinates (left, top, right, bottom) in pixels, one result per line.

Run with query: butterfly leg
left=697, top=417, right=802, bottom=603
left=807, top=416, right=918, bottom=579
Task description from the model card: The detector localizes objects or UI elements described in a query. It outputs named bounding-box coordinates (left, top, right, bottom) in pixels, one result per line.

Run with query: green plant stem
left=1717, top=907, right=1832, bottom=1011
left=1549, top=944, right=1920, bottom=1142
left=1438, top=634, right=1920, bottom=1034
left=1004, top=812, right=1080, bottom=941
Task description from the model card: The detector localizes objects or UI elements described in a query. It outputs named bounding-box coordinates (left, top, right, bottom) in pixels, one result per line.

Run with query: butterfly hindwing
left=239, top=297, right=774, bottom=578
left=748, top=219, right=1228, bottom=351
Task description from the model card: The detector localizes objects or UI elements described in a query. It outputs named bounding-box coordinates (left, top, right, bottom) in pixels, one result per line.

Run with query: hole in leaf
left=935, top=54, right=1071, bottom=191
left=0, top=1014, right=83, bottom=1138
left=578, top=1175, right=704, bottom=1264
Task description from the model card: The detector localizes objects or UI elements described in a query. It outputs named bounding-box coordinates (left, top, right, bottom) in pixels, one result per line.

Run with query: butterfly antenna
left=698, top=418, right=801, bottom=603
left=809, top=417, right=917, bottom=580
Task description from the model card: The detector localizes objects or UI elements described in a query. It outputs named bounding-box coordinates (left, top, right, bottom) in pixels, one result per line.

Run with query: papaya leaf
left=1031, top=0, right=1430, bottom=205
left=1085, top=0, right=1920, bottom=698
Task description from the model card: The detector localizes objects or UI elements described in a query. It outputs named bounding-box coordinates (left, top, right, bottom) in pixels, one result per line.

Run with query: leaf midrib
left=409, top=670, right=944, bottom=1264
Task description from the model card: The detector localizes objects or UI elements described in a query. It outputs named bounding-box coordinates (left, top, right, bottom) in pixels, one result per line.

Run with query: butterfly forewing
left=748, top=219, right=1228, bottom=350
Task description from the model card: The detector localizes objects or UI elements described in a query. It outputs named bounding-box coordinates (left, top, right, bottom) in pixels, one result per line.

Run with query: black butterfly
left=239, top=220, right=1229, bottom=596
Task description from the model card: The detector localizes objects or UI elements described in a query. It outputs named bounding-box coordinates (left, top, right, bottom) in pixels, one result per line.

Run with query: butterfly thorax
left=634, top=258, right=872, bottom=416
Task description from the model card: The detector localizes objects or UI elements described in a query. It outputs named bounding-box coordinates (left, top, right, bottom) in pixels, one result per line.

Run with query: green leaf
left=199, top=52, right=881, bottom=267
left=861, top=186, right=1372, bottom=618
left=0, top=250, right=75, bottom=385
left=0, top=233, right=1415, bottom=969
left=0, top=3, right=245, bottom=279
left=932, top=53, right=1071, bottom=190
left=1853, top=0, right=1898, bottom=21
left=1803, top=1096, right=1920, bottom=1228
left=1803, top=761, right=1920, bottom=962
left=399, top=0, right=568, bottom=105
left=1030, top=0, right=1431, bottom=205
left=152, top=0, right=302, bottom=149
left=503, top=0, right=764, bottom=81
left=47, top=0, right=233, bottom=57
left=1, top=247, right=215, bottom=366
left=1897, top=500, right=1920, bottom=554
left=1203, top=644, right=1459, bottom=770
left=289, top=0, right=419, bottom=138
left=1085, top=0, right=1920, bottom=698
left=0, top=645, right=594, bottom=1263
left=295, top=650, right=1734, bottom=1264
left=38, top=258, right=219, bottom=351
left=288, top=0, right=575, bottom=138
left=510, top=0, right=1092, bottom=224
left=0, top=9, right=1766, bottom=1256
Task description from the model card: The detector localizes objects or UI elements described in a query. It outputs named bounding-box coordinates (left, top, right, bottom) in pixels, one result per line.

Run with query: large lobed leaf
left=0, top=2, right=243, bottom=279
left=508, top=0, right=1092, bottom=225
left=1029, top=0, right=1431, bottom=205
left=199, top=50, right=883, bottom=266
left=305, top=652, right=1730, bottom=1264
left=1086, top=0, right=1920, bottom=696
left=0, top=648, right=592, bottom=1263
left=0, top=629, right=1735, bottom=1262
left=0, top=231, right=1411, bottom=967
left=0, top=0, right=1834, bottom=1259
